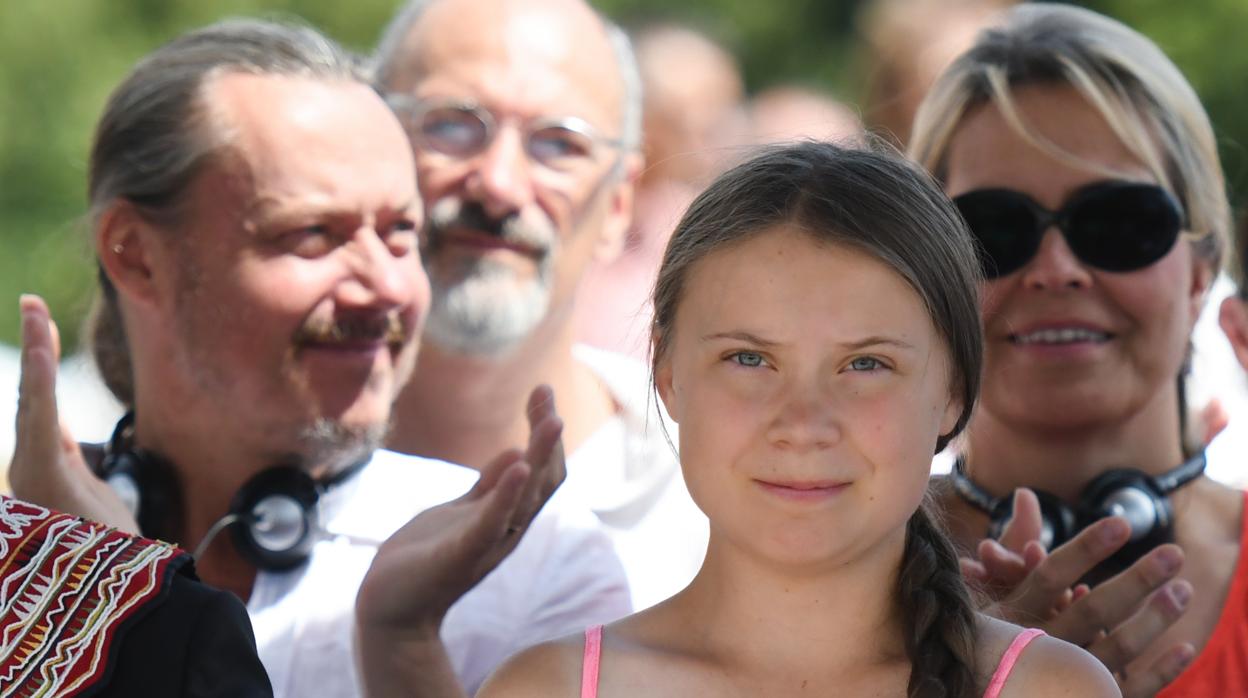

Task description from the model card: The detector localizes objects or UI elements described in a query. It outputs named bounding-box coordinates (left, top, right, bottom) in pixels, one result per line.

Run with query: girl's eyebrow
left=702, top=331, right=916, bottom=352
left=700, top=331, right=779, bottom=347
left=841, top=336, right=917, bottom=351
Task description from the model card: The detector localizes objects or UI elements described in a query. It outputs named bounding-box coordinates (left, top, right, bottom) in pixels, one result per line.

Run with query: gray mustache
left=427, top=202, right=553, bottom=254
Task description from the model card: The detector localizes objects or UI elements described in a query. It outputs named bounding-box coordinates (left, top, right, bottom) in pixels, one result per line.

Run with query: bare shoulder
left=1192, top=478, right=1243, bottom=535
left=976, top=615, right=1119, bottom=698
left=476, top=633, right=585, bottom=698
left=997, top=635, right=1120, bottom=697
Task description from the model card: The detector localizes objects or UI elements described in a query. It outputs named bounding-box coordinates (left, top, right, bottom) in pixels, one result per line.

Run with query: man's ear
left=594, top=151, right=643, bottom=263
left=1219, top=295, right=1248, bottom=370
left=95, top=200, right=165, bottom=308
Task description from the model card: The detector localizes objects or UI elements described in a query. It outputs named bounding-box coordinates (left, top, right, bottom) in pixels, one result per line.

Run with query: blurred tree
left=0, top=0, right=1242, bottom=351
left=0, top=0, right=403, bottom=351
left=1084, top=0, right=1248, bottom=218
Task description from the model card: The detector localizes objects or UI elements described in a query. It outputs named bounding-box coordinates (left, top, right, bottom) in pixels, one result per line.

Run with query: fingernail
left=1099, top=518, right=1128, bottom=546
left=1169, top=582, right=1191, bottom=610
left=1157, top=546, right=1183, bottom=575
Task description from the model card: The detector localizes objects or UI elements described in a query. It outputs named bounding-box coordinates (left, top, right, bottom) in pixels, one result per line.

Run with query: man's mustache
left=435, top=202, right=505, bottom=237
left=294, top=311, right=409, bottom=346
left=426, top=201, right=553, bottom=254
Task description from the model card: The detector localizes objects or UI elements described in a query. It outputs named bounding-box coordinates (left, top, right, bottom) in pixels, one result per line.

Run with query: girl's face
left=943, top=84, right=1211, bottom=435
left=656, top=225, right=961, bottom=568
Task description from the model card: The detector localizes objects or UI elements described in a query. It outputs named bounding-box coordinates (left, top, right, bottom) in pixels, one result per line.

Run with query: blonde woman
left=911, top=5, right=1244, bottom=696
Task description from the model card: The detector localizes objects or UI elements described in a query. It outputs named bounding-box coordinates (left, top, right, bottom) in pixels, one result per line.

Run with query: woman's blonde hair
left=908, top=2, right=1229, bottom=272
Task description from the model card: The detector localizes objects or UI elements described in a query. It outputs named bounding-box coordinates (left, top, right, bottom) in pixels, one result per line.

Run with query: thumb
left=16, top=295, right=61, bottom=450
left=998, top=488, right=1044, bottom=554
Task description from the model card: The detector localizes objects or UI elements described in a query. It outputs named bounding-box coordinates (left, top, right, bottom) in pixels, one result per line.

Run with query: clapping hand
left=963, top=488, right=1195, bottom=697
left=355, top=385, right=565, bottom=697
left=9, top=295, right=136, bottom=533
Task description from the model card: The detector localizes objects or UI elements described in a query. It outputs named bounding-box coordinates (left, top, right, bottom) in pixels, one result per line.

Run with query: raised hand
left=355, top=385, right=565, bottom=697
left=965, top=488, right=1194, bottom=697
left=9, top=295, right=137, bottom=533
left=1195, top=398, right=1228, bottom=447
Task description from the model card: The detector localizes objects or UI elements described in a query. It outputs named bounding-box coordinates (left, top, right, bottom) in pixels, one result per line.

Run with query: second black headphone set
left=97, top=412, right=366, bottom=572
left=949, top=452, right=1206, bottom=583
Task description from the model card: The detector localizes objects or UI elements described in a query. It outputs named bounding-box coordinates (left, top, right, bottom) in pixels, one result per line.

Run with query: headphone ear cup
left=986, top=497, right=1014, bottom=541
left=1032, top=491, right=1078, bottom=551
left=1077, top=469, right=1175, bottom=586
left=1078, top=469, right=1168, bottom=542
left=986, top=490, right=1077, bottom=552
left=101, top=449, right=183, bottom=541
left=228, top=467, right=321, bottom=572
left=102, top=451, right=143, bottom=518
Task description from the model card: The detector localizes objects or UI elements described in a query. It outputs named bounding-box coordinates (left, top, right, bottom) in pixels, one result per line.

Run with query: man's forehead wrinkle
left=247, top=192, right=323, bottom=218
left=246, top=191, right=418, bottom=219
left=203, top=71, right=416, bottom=217
left=407, top=0, right=624, bottom=127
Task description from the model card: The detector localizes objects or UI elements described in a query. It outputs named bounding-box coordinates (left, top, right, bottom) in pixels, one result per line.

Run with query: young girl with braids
left=476, top=141, right=1116, bottom=697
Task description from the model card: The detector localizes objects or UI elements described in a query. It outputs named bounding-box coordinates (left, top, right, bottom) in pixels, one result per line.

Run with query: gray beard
left=422, top=255, right=552, bottom=357
left=296, top=417, right=389, bottom=473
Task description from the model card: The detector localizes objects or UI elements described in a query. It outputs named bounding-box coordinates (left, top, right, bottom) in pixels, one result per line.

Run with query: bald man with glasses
left=376, top=0, right=708, bottom=615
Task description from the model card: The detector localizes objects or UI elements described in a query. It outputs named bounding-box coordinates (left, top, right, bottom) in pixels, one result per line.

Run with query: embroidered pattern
left=0, top=496, right=182, bottom=697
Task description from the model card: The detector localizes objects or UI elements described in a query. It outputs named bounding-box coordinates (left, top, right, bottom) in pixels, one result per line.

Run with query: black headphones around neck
left=98, top=412, right=366, bottom=572
left=949, top=453, right=1206, bottom=583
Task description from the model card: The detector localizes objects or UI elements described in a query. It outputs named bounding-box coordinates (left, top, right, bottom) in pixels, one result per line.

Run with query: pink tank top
left=982, top=628, right=1045, bottom=698
left=579, top=625, right=1045, bottom=698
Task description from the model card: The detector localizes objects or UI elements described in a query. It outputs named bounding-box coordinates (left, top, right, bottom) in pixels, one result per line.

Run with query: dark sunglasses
left=952, top=181, right=1184, bottom=279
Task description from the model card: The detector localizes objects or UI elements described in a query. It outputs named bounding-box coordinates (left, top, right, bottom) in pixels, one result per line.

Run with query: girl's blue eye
left=848, top=357, right=882, bottom=371
left=731, top=351, right=765, bottom=368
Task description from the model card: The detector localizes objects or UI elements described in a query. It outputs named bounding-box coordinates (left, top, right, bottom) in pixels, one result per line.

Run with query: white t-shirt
left=248, top=449, right=631, bottom=697
left=569, top=345, right=710, bottom=611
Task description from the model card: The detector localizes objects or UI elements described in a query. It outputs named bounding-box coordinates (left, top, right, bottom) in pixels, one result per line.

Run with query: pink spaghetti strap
left=983, top=628, right=1045, bottom=698
left=581, top=625, right=604, bottom=698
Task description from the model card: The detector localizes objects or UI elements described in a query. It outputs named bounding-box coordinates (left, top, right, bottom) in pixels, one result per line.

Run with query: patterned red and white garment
left=0, top=495, right=184, bottom=697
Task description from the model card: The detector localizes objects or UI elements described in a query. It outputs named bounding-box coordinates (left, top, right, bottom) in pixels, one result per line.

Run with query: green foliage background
left=1, top=0, right=1244, bottom=350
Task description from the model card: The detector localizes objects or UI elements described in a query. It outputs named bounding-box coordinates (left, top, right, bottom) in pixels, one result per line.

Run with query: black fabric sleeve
left=92, top=572, right=273, bottom=698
